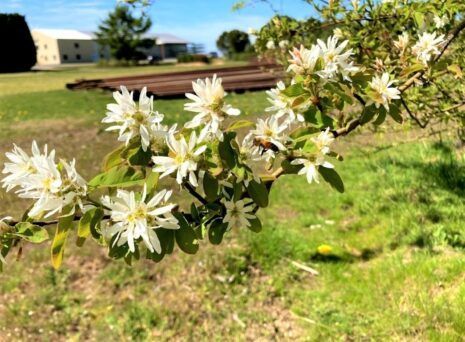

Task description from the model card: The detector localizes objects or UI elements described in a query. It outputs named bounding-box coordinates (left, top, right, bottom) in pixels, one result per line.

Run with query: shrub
left=0, top=13, right=36, bottom=73
left=177, top=53, right=211, bottom=64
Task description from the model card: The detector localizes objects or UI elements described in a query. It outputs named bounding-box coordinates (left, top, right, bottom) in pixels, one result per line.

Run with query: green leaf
left=400, top=63, right=424, bottom=78
left=122, top=145, right=152, bottom=166
left=174, top=213, right=199, bottom=255
left=290, top=126, right=320, bottom=140
left=248, top=217, right=262, bottom=233
left=76, top=208, right=104, bottom=246
left=145, top=171, right=159, bottom=196
left=319, top=167, right=344, bottom=193
left=227, top=120, right=254, bottom=131
left=103, top=145, right=125, bottom=171
left=360, top=106, right=377, bottom=124
left=89, top=166, right=145, bottom=188
left=203, top=172, right=219, bottom=202
left=282, top=83, right=306, bottom=97
left=14, top=222, right=49, bottom=243
left=388, top=103, right=403, bottom=124
left=146, top=229, right=175, bottom=262
left=218, top=132, right=237, bottom=169
left=208, top=219, right=228, bottom=245
left=51, top=212, right=75, bottom=269
left=247, top=180, right=269, bottom=208
left=303, top=106, right=320, bottom=124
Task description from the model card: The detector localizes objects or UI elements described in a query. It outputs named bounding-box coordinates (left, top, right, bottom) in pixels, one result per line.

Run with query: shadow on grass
left=310, top=247, right=382, bottom=264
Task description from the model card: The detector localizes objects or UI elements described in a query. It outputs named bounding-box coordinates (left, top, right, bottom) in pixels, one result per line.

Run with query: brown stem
left=183, top=182, right=208, bottom=205
left=400, top=96, right=428, bottom=129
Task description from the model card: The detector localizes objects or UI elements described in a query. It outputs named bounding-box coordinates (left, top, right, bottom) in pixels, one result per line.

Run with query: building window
left=63, top=54, right=68, bottom=61
left=53, top=55, right=56, bottom=60
left=76, top=54, right=81, bottom=60
left=44, top=56, right=48, bottom=61
left=74, top=42, right=80, bottom=49
left=44, top=44, right=47, bottom=49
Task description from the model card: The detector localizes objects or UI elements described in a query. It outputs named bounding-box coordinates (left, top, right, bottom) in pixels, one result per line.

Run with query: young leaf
left=89, top=166, right=145, bottom=188
left=218, top=132, right=237, bottom=169
left=227, top=120, right=254, bottom=131
left=14, top=222, right=49, bottom=244
left=77, top=208, right=104, bottom=246
left=103, top=145, right=125, bottom=171
left=51, top=212, right=75, bottom=269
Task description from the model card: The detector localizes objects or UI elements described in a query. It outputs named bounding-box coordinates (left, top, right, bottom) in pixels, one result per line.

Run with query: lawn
left=1, top=65, right=465, bottom=340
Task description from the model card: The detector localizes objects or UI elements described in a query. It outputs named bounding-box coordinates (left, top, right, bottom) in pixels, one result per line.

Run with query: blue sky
left=0, top=0, right=315, bottom=52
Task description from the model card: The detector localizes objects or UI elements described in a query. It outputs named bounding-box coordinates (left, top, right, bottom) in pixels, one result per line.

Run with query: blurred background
left=1, top=0, right=465, bottom=340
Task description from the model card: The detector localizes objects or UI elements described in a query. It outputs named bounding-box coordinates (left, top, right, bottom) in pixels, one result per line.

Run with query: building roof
left=154, top=33, right=189, bottom=45
left=32, top=29, right=94, bottom=40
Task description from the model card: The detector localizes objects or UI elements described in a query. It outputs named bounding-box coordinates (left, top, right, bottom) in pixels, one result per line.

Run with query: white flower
left=291, top=155, right=334, bottom=184
left=367, top=73, right=401, bottom=110
left=1, top=141, right=43, bottom=192
left=222, top=198, right=256, bottom=230
left=184, top=75, right=240, bottom=141
left=279, top=40, right=289, bottom=49
left=101, top=186, right=179, bottom=254
left=152, top=132, right=206, bottom=187
left=266, top=40, right=276, bottom=50
left=434, top=15, right=448, bottom=29
left=149, top=123, right=177, bottom=151
left=103, top=86, right=164, bottom=151
left=317, top=36, right=359, bottom=80
left=333, top=28, right=344, bottom=39
left=1, top=142, right=87, bottom=218
left=250, top=115, right=290, bottom=152
left=394, top=32, right=409, bottom=52
left=266, top=81, right=305, bottom=123
left=312, top=128, right=334, bottom=155
left=287, top=44, right=321, bottom=76
left=412, top=32, right=445, bottom=65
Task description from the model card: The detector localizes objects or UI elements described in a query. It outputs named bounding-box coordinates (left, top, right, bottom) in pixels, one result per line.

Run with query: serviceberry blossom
left=351, top=0, right=359, bottom=10
left=312, top=128, right=335, bottom=155
left=367, top=73, right=401, bottom=110
left=1, top=142, right=87, bottom=218
left=149, top=123, right=178, bottom=152
left=101, top=186, right=179, bottom=254
left=287, top=44, right=320, bottom=76
left=266, top=81, right=305, bottom=123
left=317, top=36, right=359, bottom=80
left=279, top=40, right=289, bottom=49
left=222, top=198, right=256, bottom=230
left=394, top=32, right=409, bottom=53
left=184, top=75, right=240, bottom=141
left=434, top=15, right=448, bottom=29
left=152, top=132, right=207, bottom=187
left=291, top=155, right=334, bottom=184
left=266, top=40, right=276, bottom=50
left=103, top=86, right=164, bottom=151
left=412, top=32, right=446, bottom=65
left=249, top=115, right=290, bottom=152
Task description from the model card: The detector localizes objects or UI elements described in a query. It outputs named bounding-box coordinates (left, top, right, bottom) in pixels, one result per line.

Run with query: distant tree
left=0, top=13, right=36, bottom=73
left=216, top=30, right=251, bottom=56
left=95, top=5, right=154, bottom=61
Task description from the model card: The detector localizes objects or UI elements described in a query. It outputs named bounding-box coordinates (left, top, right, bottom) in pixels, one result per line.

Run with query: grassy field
left=1, top=65, right=465, bottom=341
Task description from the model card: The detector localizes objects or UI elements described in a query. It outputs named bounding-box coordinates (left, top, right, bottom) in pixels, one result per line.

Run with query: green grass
left=1, top=65, right=465, bottom=340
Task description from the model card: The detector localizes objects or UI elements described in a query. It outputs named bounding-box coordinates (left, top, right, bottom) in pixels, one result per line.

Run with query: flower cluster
left=288, top=36, right=359, bottom=81
left=1, top=141, right=87, bottom=218
left=102, top=186, right=179, bottom=254
left=103, top=86, right=165, bottom=151
left=184, top=74, right=240, bottom=141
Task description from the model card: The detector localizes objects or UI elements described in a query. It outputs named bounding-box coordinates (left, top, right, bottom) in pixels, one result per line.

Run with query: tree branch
left=183, top=182, right=208, bottom=205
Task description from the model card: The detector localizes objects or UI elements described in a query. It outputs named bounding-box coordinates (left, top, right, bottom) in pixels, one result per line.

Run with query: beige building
left=32, top=29, right=106, bottom=65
